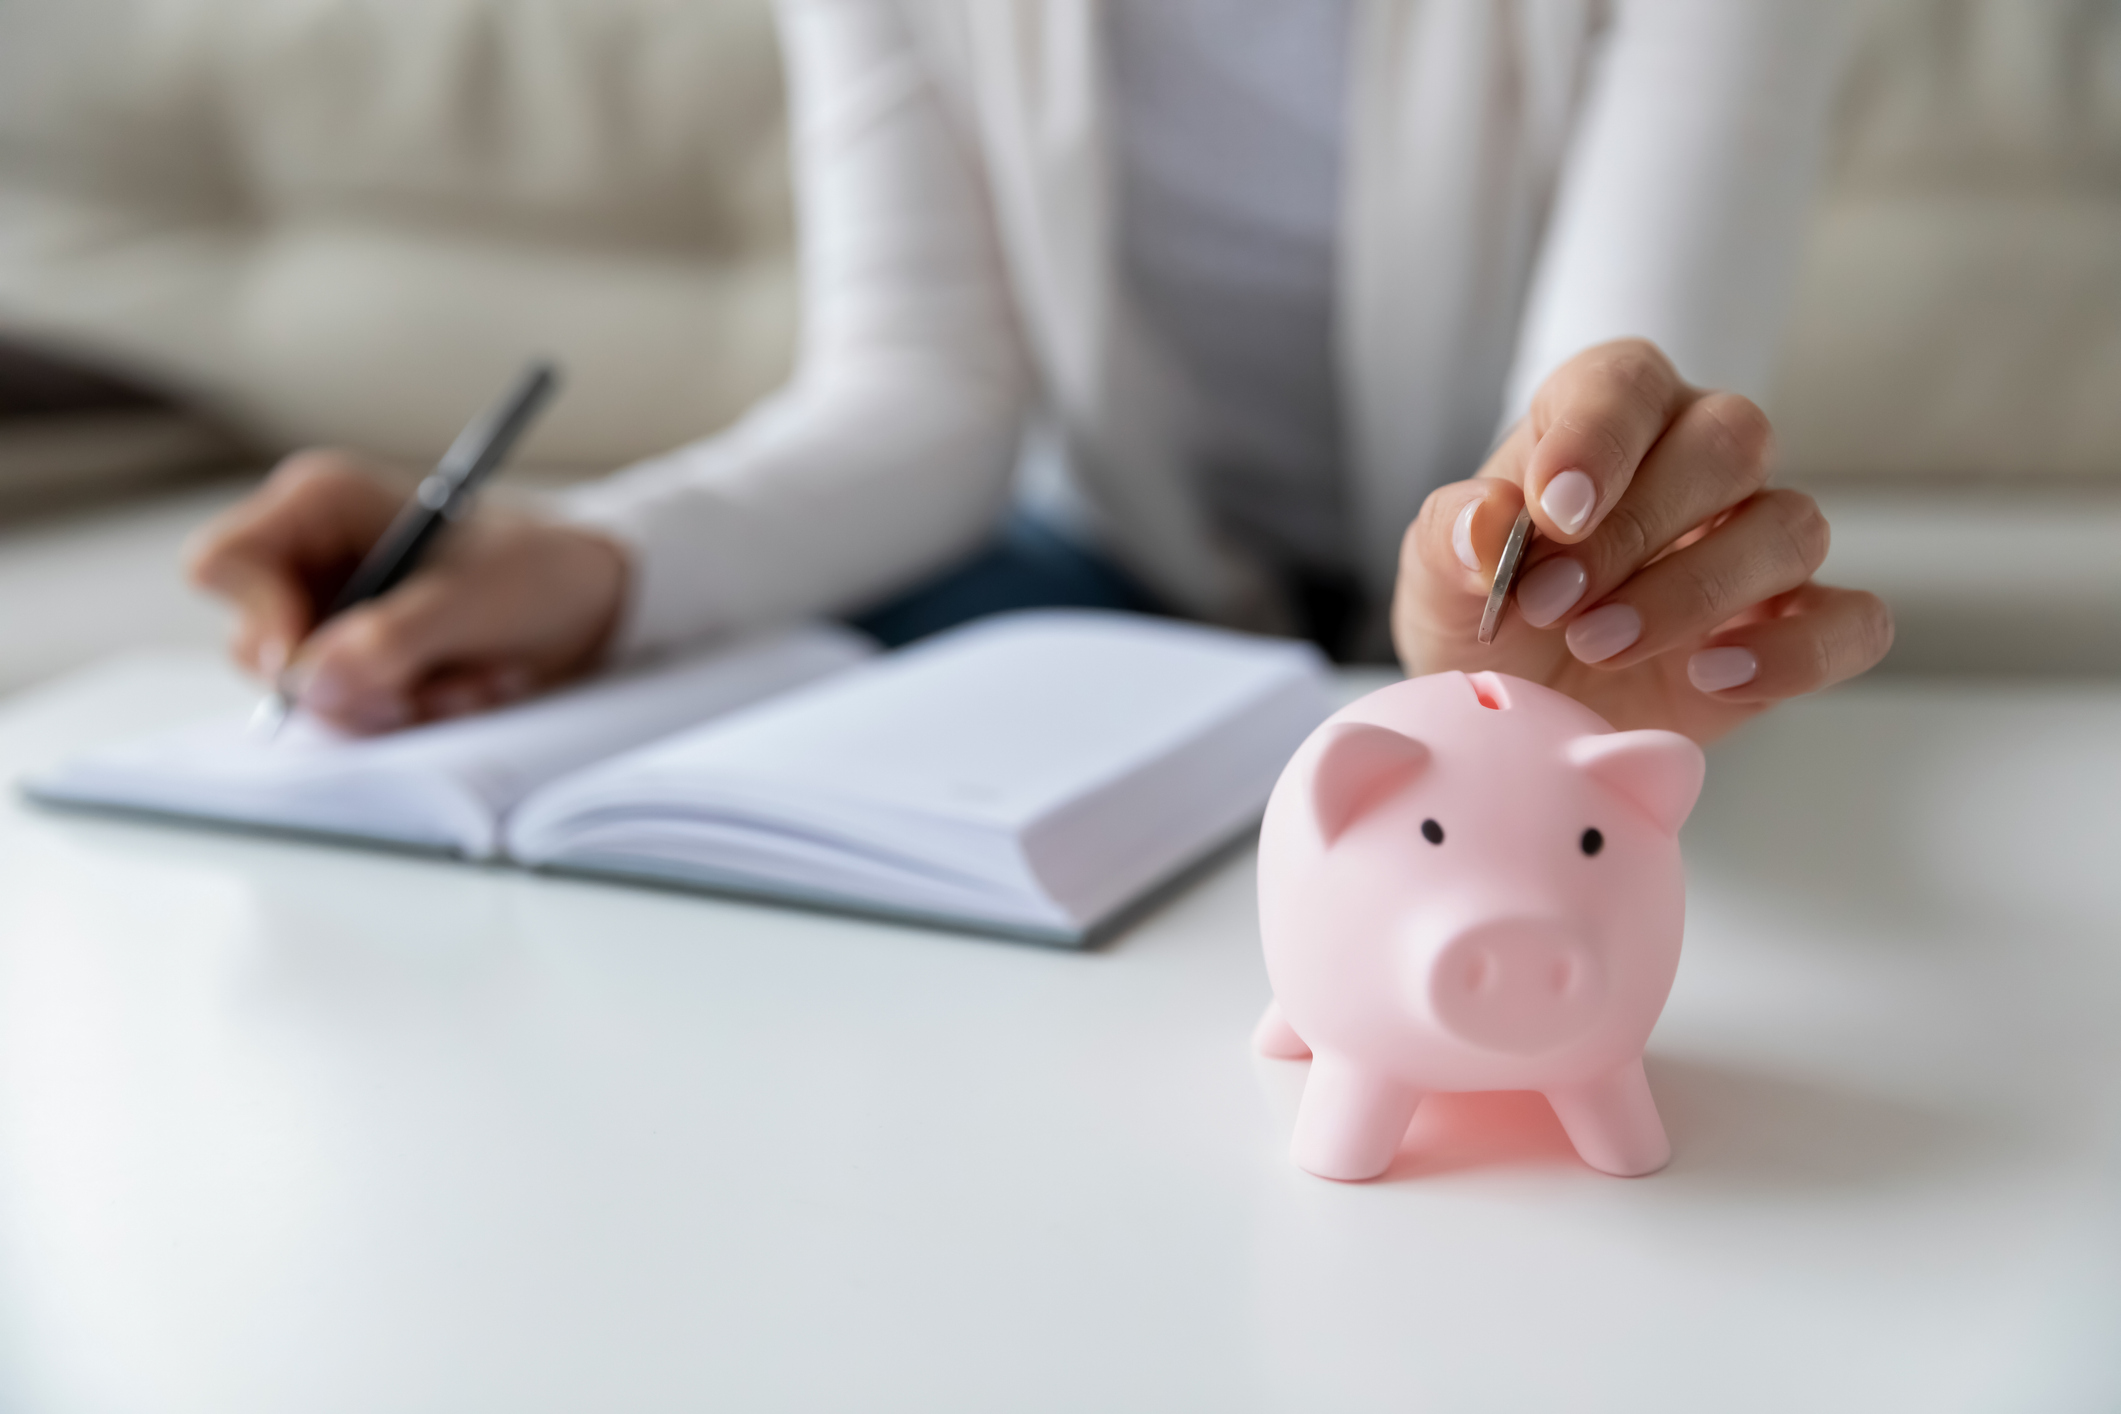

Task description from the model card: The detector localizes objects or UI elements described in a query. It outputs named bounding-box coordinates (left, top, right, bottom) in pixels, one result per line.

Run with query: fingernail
left=256, top=638, right=289, bottom=678
left=1565, top=603, right=1641, bottom=663
left=1540, top=470, right=1597, bottom=535
left=298, top=667, right=406, bottom=731
left=1516, top=558, right=1587, bottom=628
left=429, top=684, right=485, bottom=719
left=1688, top=646, right=1759, bottom=693
left=342, top=694, right=410, bottom=733
left=301, top=664, right=351, bottom=714
left=1452, top=500, right=1482, bottom=572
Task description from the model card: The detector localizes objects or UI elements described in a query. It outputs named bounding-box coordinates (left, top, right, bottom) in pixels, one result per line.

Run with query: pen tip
left=247, top=690, right=292, bottom=742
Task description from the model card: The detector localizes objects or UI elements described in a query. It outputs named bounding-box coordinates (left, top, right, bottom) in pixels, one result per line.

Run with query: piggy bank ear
left=1311, top=722, right=1430, bottom=845
left=1567, top=730, right=1705, bottom=836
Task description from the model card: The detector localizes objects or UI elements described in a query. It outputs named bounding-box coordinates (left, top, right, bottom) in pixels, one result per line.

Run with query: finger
left=214, top=561, right=315, bottom=677
left=1397, top=473, right=1529, bottom=640
left=186, top=452, right=400, bottom=585
left=295, top=537, right=570, bottom=730
left=294, top=571, right=488, bottom=732
left=1679, top=583, right=1895, bottom=703
left=1520, top=339, right=1693, bottom=545
left=1560, top=489, right=1830, bottom=669
left=1514, top=392, right=1775, bottom=630
left=187, top=494, right=324, bottom=674
left=185, top=451, right=407, bottom=671
left=412, top=662, right=536, bottom=724
left=1438, top=478, right=1529, bottom=584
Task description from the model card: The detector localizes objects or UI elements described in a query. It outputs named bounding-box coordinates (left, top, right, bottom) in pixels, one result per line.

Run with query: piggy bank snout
left=1425, top=919, right=1606, bottom=1056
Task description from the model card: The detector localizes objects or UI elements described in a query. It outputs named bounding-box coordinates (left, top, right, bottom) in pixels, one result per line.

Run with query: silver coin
left=1477, top=506, right=1535, bottom=645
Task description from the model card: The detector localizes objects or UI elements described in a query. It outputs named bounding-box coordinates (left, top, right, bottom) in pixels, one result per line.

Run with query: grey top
left=1108, top=0, right=1355, bottom=578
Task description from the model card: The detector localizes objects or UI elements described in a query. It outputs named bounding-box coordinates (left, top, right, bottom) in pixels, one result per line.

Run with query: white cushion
left=1771, top=0, right=2121, bottom=481
left=1, top=0, right=2115, bottom=491
left=1773, top=192, right=2121, bottom=481
left=0, top=0, right=795, bottom=473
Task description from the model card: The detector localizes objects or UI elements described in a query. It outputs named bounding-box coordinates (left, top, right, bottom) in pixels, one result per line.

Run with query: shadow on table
left=1691, top=681, right=2121, bottom=940
left=1644, top=1053, right=1984, bottom=1195
left=1689, top=691, right=1956, bottom=931
left=1255, top=1051, right=1984, bottom=1194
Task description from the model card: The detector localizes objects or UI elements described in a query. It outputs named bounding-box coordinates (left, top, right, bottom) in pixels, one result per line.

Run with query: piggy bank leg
left=1291, top=1054, right=1422, bottom=1181
left=1544, top=1058, right=1671, bottom=1177
left=1251, top=1000, right=1313, bottom=1059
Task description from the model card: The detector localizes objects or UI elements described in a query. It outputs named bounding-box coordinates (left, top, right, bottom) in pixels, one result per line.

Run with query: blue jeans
left=848, top=512, right=1163, bottom=648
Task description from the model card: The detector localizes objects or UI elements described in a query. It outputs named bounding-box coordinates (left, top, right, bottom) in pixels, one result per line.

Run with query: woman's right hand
left=185, top=449, right=629, bottom=734
left=1391, top=340, right=1892, bottom=745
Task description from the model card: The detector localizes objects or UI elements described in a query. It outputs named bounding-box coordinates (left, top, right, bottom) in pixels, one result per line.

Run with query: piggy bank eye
left=1581, top=827, right=1604, bottom=856
left=1421, top=818, right=1445, bottom=845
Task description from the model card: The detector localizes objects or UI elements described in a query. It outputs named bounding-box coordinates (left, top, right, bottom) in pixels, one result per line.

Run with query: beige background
left=0, top=0, right=2116, bottom=685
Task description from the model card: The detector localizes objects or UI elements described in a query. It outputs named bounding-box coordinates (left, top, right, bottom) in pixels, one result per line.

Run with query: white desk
left=0, top=656, right=2116, bottom=1413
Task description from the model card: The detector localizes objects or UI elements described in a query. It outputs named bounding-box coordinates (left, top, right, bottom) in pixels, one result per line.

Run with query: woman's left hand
left=1392, top=338, right=1893, bottom=745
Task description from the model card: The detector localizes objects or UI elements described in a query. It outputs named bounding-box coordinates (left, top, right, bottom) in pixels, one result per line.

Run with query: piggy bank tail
left=1252, top=1000, right=1313, bottom=1059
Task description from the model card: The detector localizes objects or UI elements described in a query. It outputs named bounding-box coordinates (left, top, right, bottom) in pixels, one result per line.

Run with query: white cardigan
left=565, top=0, right=1848, bottom=654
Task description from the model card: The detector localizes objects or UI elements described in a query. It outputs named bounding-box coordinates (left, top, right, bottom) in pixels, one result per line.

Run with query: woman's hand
left=1392, top=339, right=1892, bottom=745
left=186, top=449, right=629, bottom=734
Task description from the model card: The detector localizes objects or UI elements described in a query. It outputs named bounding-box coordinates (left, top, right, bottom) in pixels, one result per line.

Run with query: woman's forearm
left=1502, top=0, right=1854, bottom=415
left=562, top=0, right=1031, bottom=654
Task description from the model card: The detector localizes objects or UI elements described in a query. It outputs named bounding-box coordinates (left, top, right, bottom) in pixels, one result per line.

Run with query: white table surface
left=0, top=654, right=2116, bottom=1414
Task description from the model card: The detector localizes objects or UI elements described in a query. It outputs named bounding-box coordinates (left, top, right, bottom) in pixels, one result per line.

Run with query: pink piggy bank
left=1254, top=670, right=1705, bottom=1182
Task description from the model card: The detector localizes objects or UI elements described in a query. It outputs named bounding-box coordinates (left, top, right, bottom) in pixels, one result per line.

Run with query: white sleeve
left=1500, top=0, right=1853, bottom=422
left=559, top=0, right=1030, bottom=654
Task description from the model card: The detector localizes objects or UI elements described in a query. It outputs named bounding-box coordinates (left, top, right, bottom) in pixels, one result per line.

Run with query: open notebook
left=26, top=611, right=1335, bottom=943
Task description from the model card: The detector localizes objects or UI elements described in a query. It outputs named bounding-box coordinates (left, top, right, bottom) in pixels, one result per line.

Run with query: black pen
left=248, top=359, right=563, bottom=738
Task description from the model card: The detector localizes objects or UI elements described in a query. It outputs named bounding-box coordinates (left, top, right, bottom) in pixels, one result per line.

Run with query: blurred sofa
left=0, top=0, right=2116, bottom=672
left=0, top=0, right=796, bottom=484
left=1768, top=0, right=2121, bottom=674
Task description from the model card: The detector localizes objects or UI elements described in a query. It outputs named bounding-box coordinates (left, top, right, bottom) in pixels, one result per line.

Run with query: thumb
left=293, top=573, right=477, bottom=732
left=198, top=559, right=314, bottom=678
left=1400, top=478, right=1526, bottom=637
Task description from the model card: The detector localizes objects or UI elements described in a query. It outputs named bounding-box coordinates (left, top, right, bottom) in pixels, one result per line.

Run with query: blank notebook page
left=506, top=612, right=1335, bottom=934
left=25, top=625, right=872, bottom=857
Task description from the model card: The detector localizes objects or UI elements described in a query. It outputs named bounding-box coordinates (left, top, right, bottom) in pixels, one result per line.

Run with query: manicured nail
left=301, top=663, right=351, bottom=714
left=1565, top=603, right=1641, bottom=663
left=347, top=698, right=410, bottom=732
left=429, top=683, right=486, bottom=719
left=1688, top=646, right=1759, bottom=693
left=1452, top=500, right=1482, bottom=573
left=1515, top=558, right=1587, bottom=628
left=1540, top=470, right=1597, bottom=536
left=297, top=667, right=405, bottom=731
